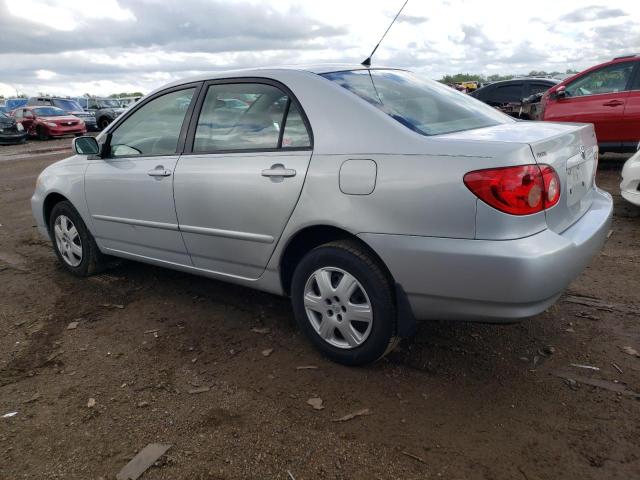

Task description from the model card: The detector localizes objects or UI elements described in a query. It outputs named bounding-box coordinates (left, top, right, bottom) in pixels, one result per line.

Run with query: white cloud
left=1, top=0, right=639, bottom=97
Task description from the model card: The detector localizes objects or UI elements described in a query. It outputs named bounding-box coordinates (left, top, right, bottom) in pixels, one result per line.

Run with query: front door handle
left=602, top=100, right=624, bottom=107
left=261, top=164, right=296, bottom=178
left=147, top=166, right=172, bottom=177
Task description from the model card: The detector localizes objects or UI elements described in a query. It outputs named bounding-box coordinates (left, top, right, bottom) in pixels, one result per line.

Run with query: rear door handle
left=261, top=164, right=296, bottom=178
left=602, top=100, right=624, bottom=107
left=147, top=166, right=172, bottom=177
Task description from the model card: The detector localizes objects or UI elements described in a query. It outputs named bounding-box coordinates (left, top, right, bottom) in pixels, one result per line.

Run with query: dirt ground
left=1, top=138, right=639, bottom=480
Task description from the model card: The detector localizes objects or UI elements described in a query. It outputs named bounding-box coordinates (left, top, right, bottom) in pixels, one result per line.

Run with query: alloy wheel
left=303, top=267, right=373, bottom=349
left=54, top=215, right=83, bottom=267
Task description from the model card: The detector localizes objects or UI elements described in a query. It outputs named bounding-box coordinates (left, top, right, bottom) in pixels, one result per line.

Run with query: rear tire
left=291, top=240, right=397, bottom=366
left=49, top=201, right=107, bottom=277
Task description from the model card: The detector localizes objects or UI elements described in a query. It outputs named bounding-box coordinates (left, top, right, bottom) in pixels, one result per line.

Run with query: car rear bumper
left=621, top=151, right=640, bottom=207
left=359, top=188, right=613, bottom=322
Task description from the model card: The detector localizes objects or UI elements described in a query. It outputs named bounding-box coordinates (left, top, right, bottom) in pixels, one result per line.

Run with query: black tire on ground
left=48, top=201, right=107, bottom=277
left=291, top=240, right=398, bottom=366
left=36, top=126, right=49, bottom=141
left=98, top=118, right=111, bottom=130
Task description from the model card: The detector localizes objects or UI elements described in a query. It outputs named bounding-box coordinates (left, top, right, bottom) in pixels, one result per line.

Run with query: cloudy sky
left=1, top=0, right=639, bottom=97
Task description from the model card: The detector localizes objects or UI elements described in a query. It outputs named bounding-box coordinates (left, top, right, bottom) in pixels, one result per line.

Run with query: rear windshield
left=53, top=99, right=83, bottom=112
left=33, top=107, right=66, bottom=117
left=322, top=70, right=512, bottom=136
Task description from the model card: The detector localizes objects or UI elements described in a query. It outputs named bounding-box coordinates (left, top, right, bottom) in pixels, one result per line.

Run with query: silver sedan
left=31, top=66, right=613, bottom=365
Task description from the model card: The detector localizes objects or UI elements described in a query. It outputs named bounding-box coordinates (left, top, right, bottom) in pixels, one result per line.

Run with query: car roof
left=157, top=64, right=405, bottom=90
left=484, top=78, right=559, bottom=86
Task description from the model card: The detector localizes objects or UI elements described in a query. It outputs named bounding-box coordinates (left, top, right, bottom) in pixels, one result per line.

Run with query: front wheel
left=36, top=126, right=49, bottom=141
left=291, top=240, right=398, bottom=366
left=49, top=201, right=107, bottom=276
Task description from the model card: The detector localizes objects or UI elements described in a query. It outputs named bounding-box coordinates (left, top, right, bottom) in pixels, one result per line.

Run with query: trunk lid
left=441, top=121, right=598, bottom=234
left=528, top=123, right=597, bottom=233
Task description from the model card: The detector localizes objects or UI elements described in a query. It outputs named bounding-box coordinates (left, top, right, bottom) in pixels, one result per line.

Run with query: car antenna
left=361, top=0, right=409, bottom=67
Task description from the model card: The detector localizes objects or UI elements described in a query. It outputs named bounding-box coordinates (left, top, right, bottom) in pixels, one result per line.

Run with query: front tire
left=98, top=117, right=111, bottom=130
left=291, top=240, right=397, bottom=366
left=36, top=126, right=49, bottom=141
left=49, top=201, right=107, bottom=277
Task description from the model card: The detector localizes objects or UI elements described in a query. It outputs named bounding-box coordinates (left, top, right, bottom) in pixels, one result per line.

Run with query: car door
left=173, top=79, right=313, bottom=279
left=545, top=62, right=635, bottom=146
left=84, top=85, right=199, bottom=264
left=622, top=63, right=640, bottom=151
left=20, top=109, right=36, bottom=134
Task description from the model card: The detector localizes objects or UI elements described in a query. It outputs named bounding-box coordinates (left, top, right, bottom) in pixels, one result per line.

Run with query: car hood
left=43, top=115, right=82, bottom=122
left=437, top=121, right=589, bottom=144
left=0, top=117, right=15, bottom=127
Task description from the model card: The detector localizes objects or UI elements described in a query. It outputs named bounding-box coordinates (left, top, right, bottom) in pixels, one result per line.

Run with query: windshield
left=99, top=99, right=121, bottom=108
left=322, top=70, right=512, bottom=136
left=52, top=99, right=84, bottom=112
left=33, top=107, right=66, bottom=117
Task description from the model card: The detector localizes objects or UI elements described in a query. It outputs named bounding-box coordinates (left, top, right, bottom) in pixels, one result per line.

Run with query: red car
left=541, top=54, right=640, bottom=153
left=12, top=106, right=87, bottom=140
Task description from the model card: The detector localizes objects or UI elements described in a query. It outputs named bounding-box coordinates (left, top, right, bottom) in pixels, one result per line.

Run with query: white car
left=621, top=150, right=640, bottom=206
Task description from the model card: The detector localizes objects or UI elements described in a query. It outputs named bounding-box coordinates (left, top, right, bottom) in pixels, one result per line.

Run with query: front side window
left=193, top=83, right=310, bottom=152
left=565, top=62, right=635, bottom=97
left=322, top=70, right=511, bottom=136
left=529, top=83, right=554, bottom=96
left=109, top=88, right=195, bottom=157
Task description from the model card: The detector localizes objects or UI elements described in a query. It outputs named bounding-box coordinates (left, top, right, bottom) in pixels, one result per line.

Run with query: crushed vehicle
left=471, top=78, right=558, bottom=119
left=32, top=65, right=612, bottom=365
left=27, top=97, right=98, bottom=131
left=13, top=106, right=86, bottom=140
left=0, top=111, right=28, bottom=144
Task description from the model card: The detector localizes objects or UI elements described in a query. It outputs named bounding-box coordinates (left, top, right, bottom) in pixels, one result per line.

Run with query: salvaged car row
left=0, top=95, right=140, bottom=142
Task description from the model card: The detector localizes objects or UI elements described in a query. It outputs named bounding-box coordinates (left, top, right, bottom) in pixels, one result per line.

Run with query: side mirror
left=555, top=85, right=567, bottom=99
left=72, top=136, right=100, bottom=155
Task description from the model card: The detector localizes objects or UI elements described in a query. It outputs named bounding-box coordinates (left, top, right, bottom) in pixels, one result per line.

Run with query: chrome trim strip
left=92, top=214, right=179, bottom=231
left=92, top=214, right=274, bottom=243
left=179, top=224, right=274, bottom=244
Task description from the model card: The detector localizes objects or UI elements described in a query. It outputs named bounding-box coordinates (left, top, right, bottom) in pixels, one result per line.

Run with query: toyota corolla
left=31, top=66, right=613, bottom=365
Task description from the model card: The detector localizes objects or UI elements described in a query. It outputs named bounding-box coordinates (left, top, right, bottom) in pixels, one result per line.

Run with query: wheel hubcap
left=54, top=215, right=83, bottom=267
left=303, top=267, right=373, bottom=349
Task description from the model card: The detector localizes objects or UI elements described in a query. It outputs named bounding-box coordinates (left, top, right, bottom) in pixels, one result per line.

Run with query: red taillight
left=464, top=164, right=560, bottom=215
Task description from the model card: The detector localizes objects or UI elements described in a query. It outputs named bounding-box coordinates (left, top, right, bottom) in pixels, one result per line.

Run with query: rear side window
left=566, top=62, right=635, bottom=97
left=488, top=83, right=523, bottom=103
left=193, top=83, right=310, bottom=152
left=322, top=70, right=511, bottom=136
left=109, top=88, right=195, bottom=157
